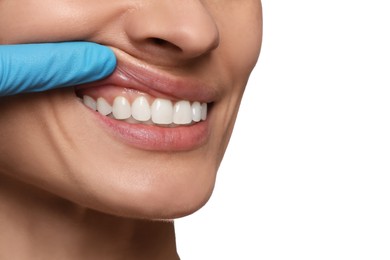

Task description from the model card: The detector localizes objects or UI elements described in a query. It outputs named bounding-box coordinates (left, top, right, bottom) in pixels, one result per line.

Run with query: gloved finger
left=0, top=42, right=116, bottom=96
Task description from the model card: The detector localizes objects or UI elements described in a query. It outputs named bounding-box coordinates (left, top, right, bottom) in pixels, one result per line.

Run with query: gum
left=76, top=85, right=155, bottom=105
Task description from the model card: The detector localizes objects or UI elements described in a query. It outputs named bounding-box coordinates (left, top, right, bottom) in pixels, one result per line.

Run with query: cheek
left=217, top=2, right=262, bottom=85
left=206, top=3, right=262, bottom=160
left=0, top=94, right=67, bottom=189
left=0, top=0, right=126, bottom=44
left=0, top=1, right=72, bottom=42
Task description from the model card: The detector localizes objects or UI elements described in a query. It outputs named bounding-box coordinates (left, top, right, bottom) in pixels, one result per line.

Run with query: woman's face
left=0, top=0, right=262, bottom=219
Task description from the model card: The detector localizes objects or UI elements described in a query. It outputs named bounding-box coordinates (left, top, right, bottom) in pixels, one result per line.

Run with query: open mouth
left=75, top=87, right=212, bottom=151
left=72, top=47, right=217, bottom=151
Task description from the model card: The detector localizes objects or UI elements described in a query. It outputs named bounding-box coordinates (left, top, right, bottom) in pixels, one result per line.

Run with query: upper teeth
left=82, top=95, right=207, bottom=125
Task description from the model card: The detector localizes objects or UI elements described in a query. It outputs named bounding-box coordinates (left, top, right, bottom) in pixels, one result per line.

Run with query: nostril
left=148, top=37, right=182, bottom=52
left=151, top=38, right=167, bottom=46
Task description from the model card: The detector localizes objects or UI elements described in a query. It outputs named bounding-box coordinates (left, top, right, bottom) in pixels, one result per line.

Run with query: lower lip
left=89, top=106, right=211, bottom=152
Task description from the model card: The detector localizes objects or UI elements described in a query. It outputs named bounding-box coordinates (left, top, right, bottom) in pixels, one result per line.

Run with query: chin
left=60, top=151, right=219, bottom=219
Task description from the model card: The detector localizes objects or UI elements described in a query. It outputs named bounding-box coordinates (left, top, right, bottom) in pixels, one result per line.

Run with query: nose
left=123, top=1, right=220, bottom=62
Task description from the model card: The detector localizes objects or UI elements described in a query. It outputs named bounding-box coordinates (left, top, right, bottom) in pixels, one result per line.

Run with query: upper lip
left=75, top=47, right=221, bottom=103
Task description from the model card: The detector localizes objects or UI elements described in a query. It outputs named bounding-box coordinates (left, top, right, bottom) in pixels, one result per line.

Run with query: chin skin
left=0, top=0, right=262, bottom=219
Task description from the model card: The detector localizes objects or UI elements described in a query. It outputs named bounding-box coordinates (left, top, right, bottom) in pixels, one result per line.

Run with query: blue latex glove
left=0, top=42, right=116, bottom=96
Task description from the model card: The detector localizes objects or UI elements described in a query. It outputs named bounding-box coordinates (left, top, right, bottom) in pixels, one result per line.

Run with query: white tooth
left=96, top=97, right=112, bottom=116
left=112, top=96, right=131, bottom=120
left=132, top=96, right=151, bottom=122
left=201, top=103, right=208, bottom=120
left=83, top=95, right=96, bottom=111
left=173, top=101, right=192, bottom=125
left=191, top=102, right=202, bottom=122
left=151, top=98, right=173, bottom=125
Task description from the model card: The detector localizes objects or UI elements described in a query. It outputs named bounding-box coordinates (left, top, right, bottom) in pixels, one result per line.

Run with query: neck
left=0, top=174, right=179, bottom=260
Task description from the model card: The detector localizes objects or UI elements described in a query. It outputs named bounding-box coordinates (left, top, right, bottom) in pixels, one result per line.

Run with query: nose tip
left=172, top=22, right=220, bottom=58
left=149, top=21, right=220, bottom=59
left=123, top=1, right=220, bottom=61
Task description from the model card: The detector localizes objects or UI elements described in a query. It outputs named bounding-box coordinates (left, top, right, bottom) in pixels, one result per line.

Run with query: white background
left=176, top=0, right=390, bottom=259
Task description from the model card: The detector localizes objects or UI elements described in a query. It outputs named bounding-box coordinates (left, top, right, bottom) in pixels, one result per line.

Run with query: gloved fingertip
left=97, top=44, right=117, bottom=77
left=53, top=42, right=118, bottom=87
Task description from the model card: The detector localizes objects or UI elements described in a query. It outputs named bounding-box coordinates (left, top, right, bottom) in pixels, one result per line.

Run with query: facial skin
left=0, top=0, right=262, bottom=220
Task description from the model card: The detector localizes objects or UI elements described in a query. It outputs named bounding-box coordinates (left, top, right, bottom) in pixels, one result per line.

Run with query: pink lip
left=76, top=47, right=215, bottom=151
left=76, top=47, right=221, bottom=102
left=94, top=111, right=210, bottom=151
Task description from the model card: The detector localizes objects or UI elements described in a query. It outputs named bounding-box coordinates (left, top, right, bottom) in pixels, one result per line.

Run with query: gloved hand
left=0, top=42, right=116, bottom=96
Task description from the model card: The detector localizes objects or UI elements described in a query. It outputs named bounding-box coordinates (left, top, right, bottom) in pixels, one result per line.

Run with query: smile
left=73, top=47, right=218, bottom=151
